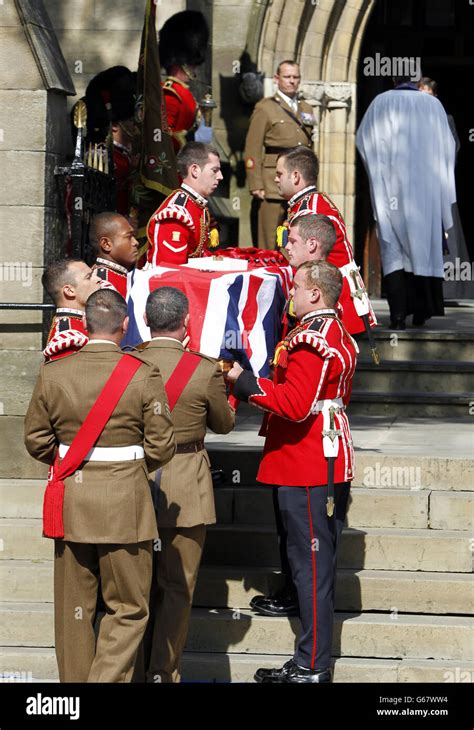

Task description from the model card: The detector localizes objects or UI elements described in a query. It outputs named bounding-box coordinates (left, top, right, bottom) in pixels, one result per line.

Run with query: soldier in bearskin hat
left=159, top=10, right=209, bottom=152
left=84, top=66, right=137, bottom=215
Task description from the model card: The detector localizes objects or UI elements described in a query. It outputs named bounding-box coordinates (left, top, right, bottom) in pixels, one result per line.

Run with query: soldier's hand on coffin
left=226, top=361, right=244, bottom=382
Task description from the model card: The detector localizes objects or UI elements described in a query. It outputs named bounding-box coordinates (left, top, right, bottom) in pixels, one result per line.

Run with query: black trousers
left=272, top=487, right=297, bottom=598
left=277, top=483, right=349, bottom=670
left=384, top=269, right=444, bottom=323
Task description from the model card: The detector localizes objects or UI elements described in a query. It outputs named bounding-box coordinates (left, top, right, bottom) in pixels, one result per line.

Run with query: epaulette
left=57, top=316, right=74, bottom=332
left=154, top=194, right=195, bottom=231
left=163, top=83, right=182, bottom=102
left=132, top=341, right=151, bottom=352
left=287, top=328, right=332, bottom=359
left=43, top=330, right=89, bottom=359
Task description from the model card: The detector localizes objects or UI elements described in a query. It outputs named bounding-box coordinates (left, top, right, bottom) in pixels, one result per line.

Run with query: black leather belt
left=176, top=439, right=205, bottom=454
left=264, top=146, right=290, bottom=155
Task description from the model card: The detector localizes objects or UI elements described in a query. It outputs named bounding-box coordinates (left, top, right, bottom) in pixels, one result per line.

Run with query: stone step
left=0, top=561, right=53, bottom=603
left=2, top=480, right=448, bottom=530
left=2, top=646, right=471, bottom=683
left=0, top=520, right=53, bottom=560
left=349, top=392, right=471, bottom=417
left=0, top=603, right=54, bottom=647
left=184, top=609, right=473, bottom=661
left=353, top=360, right=474, bottom=395
left=2, top=519, right=471, bottom=572
left=202, top=525, right=473, bottom=572
left=214, top=486, right=432, bottom=529
left=193, top=567, right=473, bottom=615
left=1, top=603, right=472, bottom=661
left=207, top=449, right=474, bottom=491
left=0, top=477, right=472, bottom=529
left=430, top=492, right=474, bottom=531
left=357, top=330, right=474, bottom=363
left=2, top=560, right=472, bottom=615
left=181, top=653, right=474, bottom=684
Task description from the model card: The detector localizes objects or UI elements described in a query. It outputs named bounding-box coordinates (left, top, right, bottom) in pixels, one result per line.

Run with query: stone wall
left=0, top=1, right=72, bottom=350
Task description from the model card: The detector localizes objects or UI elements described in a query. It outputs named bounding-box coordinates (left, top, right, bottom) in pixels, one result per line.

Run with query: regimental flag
left=132, top=0, right=179, bottom=255
left=122, top=265, right=291, bottom=377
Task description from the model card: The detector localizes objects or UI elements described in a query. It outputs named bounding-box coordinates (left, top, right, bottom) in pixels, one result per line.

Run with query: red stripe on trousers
left=306, top=486, right=318, bottom=670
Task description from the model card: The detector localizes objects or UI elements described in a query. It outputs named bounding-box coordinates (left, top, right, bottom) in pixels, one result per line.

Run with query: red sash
left=43, top=355, right=143, bottom=539
left=164, top=351, right=201, bottom=410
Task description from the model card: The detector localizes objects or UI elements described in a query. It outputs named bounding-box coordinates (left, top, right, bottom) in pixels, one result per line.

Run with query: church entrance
left=355, top=0, right=474, bottom=297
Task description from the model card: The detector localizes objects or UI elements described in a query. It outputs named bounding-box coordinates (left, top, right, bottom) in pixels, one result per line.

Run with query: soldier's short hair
left=276, top=60, right=299, bottom=75
left=85, top=289, right=127, bottom=334
left=89, top=212, right=124, bottom=251
left=291, top=214, right=336, bottom=257
left=41, top=259, right=83, bottom=304
left=297, top=260, right=342, bottom=308
left=177, top=142, right=220, bottom=178
left=146, top=286, right=189, bottom=333
left=279, top=147, right=319, bottom=186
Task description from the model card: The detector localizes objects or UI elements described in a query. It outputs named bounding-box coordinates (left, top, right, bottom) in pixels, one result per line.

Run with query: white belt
left=314, top=398, right=344, bottom=413
left=340, top=262, right=370, bottom=317
left=58, top=443, right=145, bottom=462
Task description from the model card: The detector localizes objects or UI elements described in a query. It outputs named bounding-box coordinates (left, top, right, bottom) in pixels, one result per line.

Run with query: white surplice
left=356, top=89, right=457, bottom=278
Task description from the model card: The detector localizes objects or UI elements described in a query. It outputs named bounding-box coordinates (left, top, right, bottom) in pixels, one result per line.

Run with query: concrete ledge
left=1, top=604, right=472, bottom=660
left=0, top=647, right=471, bottom=684
left=430, top=492, right=474, bottom=531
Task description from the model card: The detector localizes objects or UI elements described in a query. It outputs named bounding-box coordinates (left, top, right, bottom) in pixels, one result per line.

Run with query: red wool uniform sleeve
left=147, top=219, right=194, bottom=266
left=164, top=91, right=181, bottom=131
left=235, top=344, right=332, bottom=422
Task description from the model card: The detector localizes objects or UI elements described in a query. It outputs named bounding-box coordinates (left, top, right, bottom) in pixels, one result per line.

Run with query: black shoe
left=389, top=317, right=406, bottom=330
left=282, top=663, right=332, bottom=684
left=250, top=594, right=299, bottom=617
left=255, top=660, right=332, bottom=684
left=254, top=658, right=297, bottom=683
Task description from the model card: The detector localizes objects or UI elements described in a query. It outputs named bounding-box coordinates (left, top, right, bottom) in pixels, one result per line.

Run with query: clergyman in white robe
left=356, top=86, right=457, bottom=325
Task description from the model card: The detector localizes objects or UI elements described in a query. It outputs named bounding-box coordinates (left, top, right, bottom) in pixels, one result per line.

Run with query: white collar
left=277, top=89, right=299, bottom=110
left=301, top=309, right=337, bottom=323
left=150, top=336, right=184, bottom=345
left=56, top=307, right=84, bottom=318
left=288, top=185, right=318, bottom=207
left=181, top=183, right=208, bottom=207
left=95, top=257, right=128, bottom=276
left=85, top=339, right=118, bottom=346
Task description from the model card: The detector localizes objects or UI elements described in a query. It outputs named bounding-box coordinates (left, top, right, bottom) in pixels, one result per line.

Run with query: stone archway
left=252, top=0, right=377, bottom=245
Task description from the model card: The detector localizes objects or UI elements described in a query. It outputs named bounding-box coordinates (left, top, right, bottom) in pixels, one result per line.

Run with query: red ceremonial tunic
left=162, top=77, right=198, bottom=153
left=113, top=143, right=132, bottom=216
left=43, top=308, right=89, bottom=361
left=145, top=183, right=217, bottom=267
left=92, top=258, right=128, bottom=299
left=233, top=310, right=358, bottom=487
left=287, top=186, right=377, bottom=335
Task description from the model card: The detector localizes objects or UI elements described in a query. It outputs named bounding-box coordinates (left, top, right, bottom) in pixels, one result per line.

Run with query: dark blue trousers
left=277, top=482, right=349, bottom=670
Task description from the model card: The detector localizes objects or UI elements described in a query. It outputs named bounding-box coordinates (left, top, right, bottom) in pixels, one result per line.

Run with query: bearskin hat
left=84, top=66, right=136, bottom=142
left=159, top=10, right=209, bottom=70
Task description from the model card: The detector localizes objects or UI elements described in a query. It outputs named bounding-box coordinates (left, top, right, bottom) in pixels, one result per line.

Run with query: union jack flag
left=122, top=264, right=292, bottom=377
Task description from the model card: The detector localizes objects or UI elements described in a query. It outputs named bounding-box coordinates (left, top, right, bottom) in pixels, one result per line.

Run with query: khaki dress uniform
left=135, top=338, right=235, bottom=683
left=24, top=341, right=176, bottom=683
left=244, top=93, right=315, bottom=249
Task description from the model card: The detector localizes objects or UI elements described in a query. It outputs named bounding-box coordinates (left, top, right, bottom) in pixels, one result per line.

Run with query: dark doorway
left=355, top=0, right=474, bottom=295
